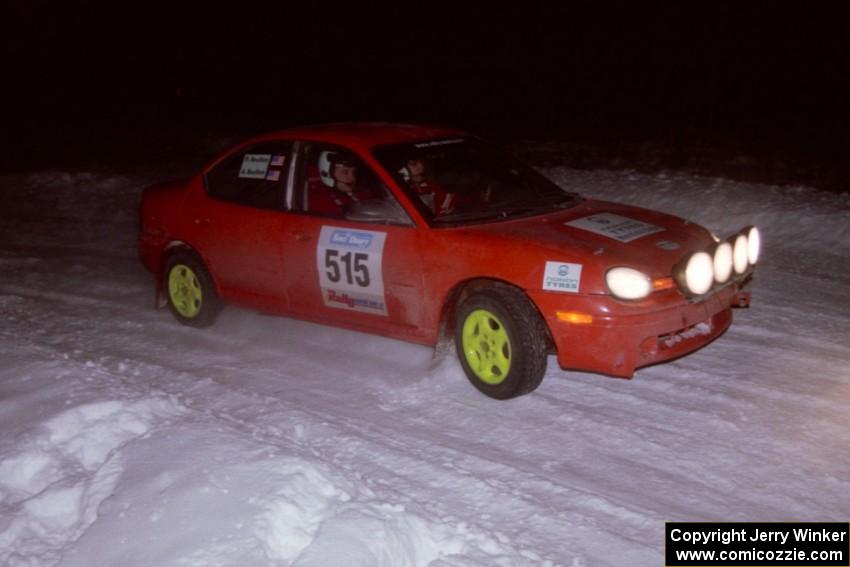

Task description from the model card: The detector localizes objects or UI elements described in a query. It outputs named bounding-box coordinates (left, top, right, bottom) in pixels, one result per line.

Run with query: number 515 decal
left=325, top=250, right=370, bottom=287
left=317, top=227, right=388, bottom=315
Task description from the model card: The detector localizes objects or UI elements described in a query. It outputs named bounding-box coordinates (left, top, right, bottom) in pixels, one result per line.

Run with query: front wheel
left=164, top=251, right=220, bottom=327
left=455, top=286, right=548, bottom=399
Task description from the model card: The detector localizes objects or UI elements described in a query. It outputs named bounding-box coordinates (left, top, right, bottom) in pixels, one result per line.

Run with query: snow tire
left=164, top=251, right=221, bottom=328
left=455, top=285, right=548, bottom=399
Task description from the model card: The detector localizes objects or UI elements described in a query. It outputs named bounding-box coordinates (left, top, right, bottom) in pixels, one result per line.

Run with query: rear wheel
left=164, top=251, right=220, bottom=327
left=455, top=286, right=548, bottom=399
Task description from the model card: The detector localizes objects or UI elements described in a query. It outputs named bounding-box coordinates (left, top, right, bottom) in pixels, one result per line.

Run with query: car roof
left=257, top=122, right=467, bottom=150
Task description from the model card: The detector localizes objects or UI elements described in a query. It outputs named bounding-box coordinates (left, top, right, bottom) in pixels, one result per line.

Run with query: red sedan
left=139, top=123, right=760, bottom=399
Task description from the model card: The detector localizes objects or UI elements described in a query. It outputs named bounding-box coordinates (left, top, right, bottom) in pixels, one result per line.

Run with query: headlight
left=684, top=251, right=714, bottom=295
left=606, top=267, right=651, bottom=300
left=747, top=226, right=761, bottom=265
left=733, top=233, right=748, bottom=274
left=713, top=242, right=733, bottom=284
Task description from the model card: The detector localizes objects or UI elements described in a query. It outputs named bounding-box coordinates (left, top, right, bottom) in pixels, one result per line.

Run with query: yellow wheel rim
left=461, top=309, right=511, bottom=384
left=168, top=264, right=203, bottom=318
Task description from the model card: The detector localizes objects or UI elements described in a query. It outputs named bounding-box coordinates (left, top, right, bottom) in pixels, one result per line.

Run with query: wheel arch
left=436, top=277, right=555, bottom=353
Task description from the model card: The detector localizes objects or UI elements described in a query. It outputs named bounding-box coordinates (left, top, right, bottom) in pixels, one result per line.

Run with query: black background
left=4, top=2, right=850, bottom=190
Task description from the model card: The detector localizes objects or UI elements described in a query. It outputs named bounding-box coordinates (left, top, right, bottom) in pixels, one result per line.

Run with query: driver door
left=281, top=142, right=427, bottom=338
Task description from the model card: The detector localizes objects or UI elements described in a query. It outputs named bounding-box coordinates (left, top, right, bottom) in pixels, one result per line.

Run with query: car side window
left=295, top=143, right=412, bottom=226
left=204, top=142, right=292, bottom=210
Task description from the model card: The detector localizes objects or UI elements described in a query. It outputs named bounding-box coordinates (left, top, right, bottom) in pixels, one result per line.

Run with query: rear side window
left=204, top=141, right=293, bottom=210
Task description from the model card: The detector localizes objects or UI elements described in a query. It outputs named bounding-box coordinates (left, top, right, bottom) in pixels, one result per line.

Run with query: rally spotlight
left=674, top=251, right=715, bottom=297
left=732, top=233, right=749, bottom=275
left=712, top=241, right=733, bottom=284
left=746, top=226, right=761, bottom=265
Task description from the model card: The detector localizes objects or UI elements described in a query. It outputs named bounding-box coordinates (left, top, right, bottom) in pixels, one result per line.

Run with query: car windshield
left=373, top=137, right=581, bottom=225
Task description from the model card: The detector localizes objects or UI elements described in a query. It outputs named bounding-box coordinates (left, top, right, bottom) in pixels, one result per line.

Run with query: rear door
left=193, top=141, right=293, bottom=305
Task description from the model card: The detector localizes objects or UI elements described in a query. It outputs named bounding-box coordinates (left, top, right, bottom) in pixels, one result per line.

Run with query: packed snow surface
left=1, top=151, right=849, bottom=566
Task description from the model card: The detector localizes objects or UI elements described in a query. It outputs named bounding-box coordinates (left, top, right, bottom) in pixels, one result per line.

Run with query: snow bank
left=0, top=354, right=535, bottom=566
left=53, top=421, right=538, bottom=567
left=0, top=397, right=184, bottom=566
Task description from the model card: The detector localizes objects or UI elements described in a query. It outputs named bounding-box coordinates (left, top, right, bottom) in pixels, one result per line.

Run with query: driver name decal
left=565, top=213, right=664, bottom=242
left=317, top=226, right=388, bottom=315
left=238, top=154, right=271, bottom=179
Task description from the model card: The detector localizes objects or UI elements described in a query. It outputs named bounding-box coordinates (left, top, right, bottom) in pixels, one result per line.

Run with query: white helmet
left=318, top=151, right=357, bottom=187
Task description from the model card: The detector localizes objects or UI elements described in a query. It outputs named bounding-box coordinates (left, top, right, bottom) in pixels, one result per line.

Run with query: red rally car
left=139, top=123, right=760, bottom=399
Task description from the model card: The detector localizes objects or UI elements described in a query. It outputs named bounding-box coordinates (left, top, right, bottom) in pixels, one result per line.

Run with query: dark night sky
left=3, top=2, right=850, bottom=185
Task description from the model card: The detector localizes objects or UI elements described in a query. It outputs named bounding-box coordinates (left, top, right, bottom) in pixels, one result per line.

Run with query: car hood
left=463, top=199, right=715, bottom=288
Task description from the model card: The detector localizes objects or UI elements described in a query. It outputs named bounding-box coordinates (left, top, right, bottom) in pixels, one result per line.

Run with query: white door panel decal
left=317, top=226, right=388, bottom=315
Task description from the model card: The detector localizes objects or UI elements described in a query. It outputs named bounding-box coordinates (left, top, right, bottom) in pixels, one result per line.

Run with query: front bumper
left=528, top=285, right=738, bottom=377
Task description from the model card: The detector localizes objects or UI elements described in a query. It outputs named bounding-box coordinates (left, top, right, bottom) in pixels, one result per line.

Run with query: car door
left=193, top=141, right=293, bottom=307
left=282, top=142, right=427, bottom=338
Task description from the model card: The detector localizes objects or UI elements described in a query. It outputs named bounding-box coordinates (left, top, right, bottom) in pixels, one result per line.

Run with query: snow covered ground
left=1, top=149, right=849, bottom=566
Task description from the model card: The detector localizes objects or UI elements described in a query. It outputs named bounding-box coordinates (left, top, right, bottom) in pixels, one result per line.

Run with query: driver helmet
left=398, top=153, right=426, bottom=183
left=319, top=150, right=357, bottom=187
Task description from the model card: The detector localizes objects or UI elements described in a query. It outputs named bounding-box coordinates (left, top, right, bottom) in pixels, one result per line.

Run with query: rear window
left=204, top=141, right=293, bottom=210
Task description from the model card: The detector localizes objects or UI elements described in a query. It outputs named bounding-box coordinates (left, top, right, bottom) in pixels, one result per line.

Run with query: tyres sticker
left=564, top=213, right=664, bottom=242
left=543, top=261, right=582, bottom=293
left=239, top=154, right=271, bottom=179
left=317, top=226, right=388, bottom=315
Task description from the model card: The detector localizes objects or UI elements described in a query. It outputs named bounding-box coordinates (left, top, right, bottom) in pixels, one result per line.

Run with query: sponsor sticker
left=238, top=154, right=271, bottom=179
left=329, top=229, right=374, bottom=249
left=317, top=226, right=387, bottom=315
left=265, top=169, right=281, bottom=181
left=543, top=261, right=582, bottom=293
left=270, top=154, right=286, bottom=167
left=565, top=213, right=664, bottom=243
